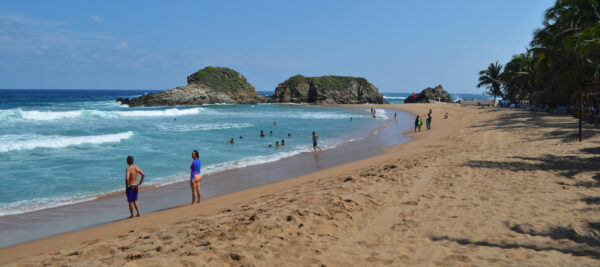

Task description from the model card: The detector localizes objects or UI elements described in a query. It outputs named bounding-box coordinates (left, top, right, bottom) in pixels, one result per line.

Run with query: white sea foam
left=366, top=108, right=389, bottom=120
left=0, top=131, right=134, bottom=152
left=0, top=107, right=204, bottom=121
left=0, top=195, right=97, bottom=217
left=156, top=122, right=253, bottom=132
left=201, top=110, right=365, bottom=120
left=113, top=108, right=203, bottom=117
left=383, top=96, right=407, bottom=100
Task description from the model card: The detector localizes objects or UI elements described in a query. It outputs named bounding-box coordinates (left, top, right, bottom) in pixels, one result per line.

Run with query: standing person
left=312, top=131, right=322, bottom=151
left=190, top=150, right=202, bottom=205
left=260, top=130, right=265, bottom=137
left=426, top=114, right=432, bottom=131
left=125, top=156, right=145, bottom=218
left=281, top=139, right=285, bottom=146
left=414, top=115, right=420, bottom=132
left=418, top=116, right=423, bottom=132
left=275, top=141, right=280, bottom=148
left=444, top=112, right=448, bottom=119
left=394, top=112, right=397, bottom=120
left=269, top=130, right=273, bottom=137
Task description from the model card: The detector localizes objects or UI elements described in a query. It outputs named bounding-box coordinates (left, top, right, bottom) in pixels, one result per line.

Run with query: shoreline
left=0, top=104, right=382, bottom=217
left=0, top=106, right=414, bottom=250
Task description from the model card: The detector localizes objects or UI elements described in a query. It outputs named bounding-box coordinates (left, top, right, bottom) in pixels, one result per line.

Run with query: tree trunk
left=493, top=95, right=497, bottom=107
left=579, top=85, right=583, bottom=142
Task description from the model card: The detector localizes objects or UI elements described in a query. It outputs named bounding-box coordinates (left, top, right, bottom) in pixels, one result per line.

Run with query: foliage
left=188, top=67, right=251, bottom=92
left=282, top=75, right=371, bottom=91
left=477, top=61, right=503, bottom=101
left=483, top=0, right=600, bottom=105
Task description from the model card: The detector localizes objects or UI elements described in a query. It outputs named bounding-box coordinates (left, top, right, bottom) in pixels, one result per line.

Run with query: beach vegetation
left=187, top=66, right=252, bottom=92
left=482, top=0, right=600, bottom=106
left=477, top=61, right=503, bottom=103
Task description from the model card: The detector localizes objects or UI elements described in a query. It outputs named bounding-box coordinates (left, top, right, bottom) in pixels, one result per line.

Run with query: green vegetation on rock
left=310, top=76, right=370, bottom=91
left=187, top=67, right=252, bottom=92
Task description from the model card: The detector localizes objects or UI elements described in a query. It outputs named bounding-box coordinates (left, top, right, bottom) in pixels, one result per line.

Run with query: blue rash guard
left=190, top=159, right=201, bottom=180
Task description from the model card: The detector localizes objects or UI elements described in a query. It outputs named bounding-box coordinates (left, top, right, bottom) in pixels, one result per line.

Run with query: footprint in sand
left=444, top=254, right=471, bottom=263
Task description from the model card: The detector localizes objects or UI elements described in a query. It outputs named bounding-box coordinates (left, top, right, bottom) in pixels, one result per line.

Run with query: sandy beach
left=2, top=103, right=600, bottom=266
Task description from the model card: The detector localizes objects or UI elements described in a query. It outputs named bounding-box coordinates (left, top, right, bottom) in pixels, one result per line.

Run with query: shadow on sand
left=468, top=108, right=600, bottom=143
left=434, top=109, right=600, bottom=258
left=431, top=221, right=600, bottom=258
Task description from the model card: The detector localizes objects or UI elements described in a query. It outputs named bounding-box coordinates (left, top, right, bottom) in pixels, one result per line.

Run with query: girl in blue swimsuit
left=190, top=150, right=202, bottom=204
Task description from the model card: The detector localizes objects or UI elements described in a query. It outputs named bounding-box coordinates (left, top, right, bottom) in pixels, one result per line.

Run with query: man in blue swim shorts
left=125, top=155, right=145, bottom=218
left=312, top=131, right=322, bottom=152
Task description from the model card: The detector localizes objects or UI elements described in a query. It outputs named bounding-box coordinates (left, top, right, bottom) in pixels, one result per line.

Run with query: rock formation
left=118, top=67, right=267, bottom=107
left=403, top=85, right=452, bottom=103
left=270, top=75, right=387, bottom=104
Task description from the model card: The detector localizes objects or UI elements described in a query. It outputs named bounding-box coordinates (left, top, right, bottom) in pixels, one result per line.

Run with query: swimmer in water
left=226, top=138, right=234, bottom=144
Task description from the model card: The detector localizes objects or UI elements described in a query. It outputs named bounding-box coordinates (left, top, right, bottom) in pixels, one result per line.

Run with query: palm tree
left=477, top=61, right=503, bottom=104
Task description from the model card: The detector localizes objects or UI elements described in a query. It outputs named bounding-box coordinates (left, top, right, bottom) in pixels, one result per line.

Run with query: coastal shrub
left=187, top=67, right=252, bottom=92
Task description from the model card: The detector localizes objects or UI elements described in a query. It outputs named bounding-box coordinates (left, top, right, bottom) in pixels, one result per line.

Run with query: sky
left=0, top=0, right=555, bottom=93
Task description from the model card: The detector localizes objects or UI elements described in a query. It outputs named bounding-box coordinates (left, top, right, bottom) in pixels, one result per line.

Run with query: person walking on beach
left=414, top=115, right=420, bottom=132
left=418, top=116, right=423, bottom=132
left=426, top=114, right=432, bottom=131
left=190, top=150, right=202, bottom=205
left=125, top=156, right=145, bottom=218
left=312, top=131, right=322, bottom=151
left=394, top=112, right=397, bottom=120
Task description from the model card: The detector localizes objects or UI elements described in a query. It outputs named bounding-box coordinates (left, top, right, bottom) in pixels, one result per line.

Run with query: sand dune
left=3, top=104, right=600, bottom=266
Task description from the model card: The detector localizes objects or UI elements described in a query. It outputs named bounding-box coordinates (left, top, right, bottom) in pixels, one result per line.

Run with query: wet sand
left=0, top=108, right=413, bottom=248
left=2, top=103, right=600, bottom=266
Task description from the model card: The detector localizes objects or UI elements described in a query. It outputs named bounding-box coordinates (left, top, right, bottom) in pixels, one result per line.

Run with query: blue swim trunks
left=313, top=141, right=318, bottom=146
left=126, top=185, right=138, bottom=202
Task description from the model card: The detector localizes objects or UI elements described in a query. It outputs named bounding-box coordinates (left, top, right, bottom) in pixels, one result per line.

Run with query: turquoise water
left=0, top=90, right=388, bottom=216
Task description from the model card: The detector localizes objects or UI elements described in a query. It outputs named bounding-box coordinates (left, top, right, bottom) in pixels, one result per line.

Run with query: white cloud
left=90, top=15, right=105, bottom=24
left=115, top=41, right=128, bottom=50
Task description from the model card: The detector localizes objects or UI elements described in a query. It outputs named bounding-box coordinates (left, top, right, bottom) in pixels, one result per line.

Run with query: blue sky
left=0, top=0, right=554, bottom=93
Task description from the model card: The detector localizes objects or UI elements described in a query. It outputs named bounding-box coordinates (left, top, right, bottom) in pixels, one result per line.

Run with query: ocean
left=0, top=89, right=390, bottom=217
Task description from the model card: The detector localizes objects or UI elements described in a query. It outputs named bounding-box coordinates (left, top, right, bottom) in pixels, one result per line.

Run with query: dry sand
left=2, top=103, right=600, bottom=266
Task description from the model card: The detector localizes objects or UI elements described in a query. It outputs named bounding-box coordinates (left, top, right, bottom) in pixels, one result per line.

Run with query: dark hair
left=312, top=131, right=315, bottom=134
left=126, top=155, right=134, bottom=165
left=192, top=150, right=199, bottom=159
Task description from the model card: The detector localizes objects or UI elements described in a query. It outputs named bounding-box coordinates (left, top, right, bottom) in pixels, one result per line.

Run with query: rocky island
left=270, top=75, right=387, bottom=104
left=117, top=67, right=266, bottom=107
left=403, top=85, right=452, bottom=103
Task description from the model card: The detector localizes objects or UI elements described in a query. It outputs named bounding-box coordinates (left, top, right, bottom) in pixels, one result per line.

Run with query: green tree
left=501, top=52, right=538, bottom=102
left=477, top=61, right=503, bottom=104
